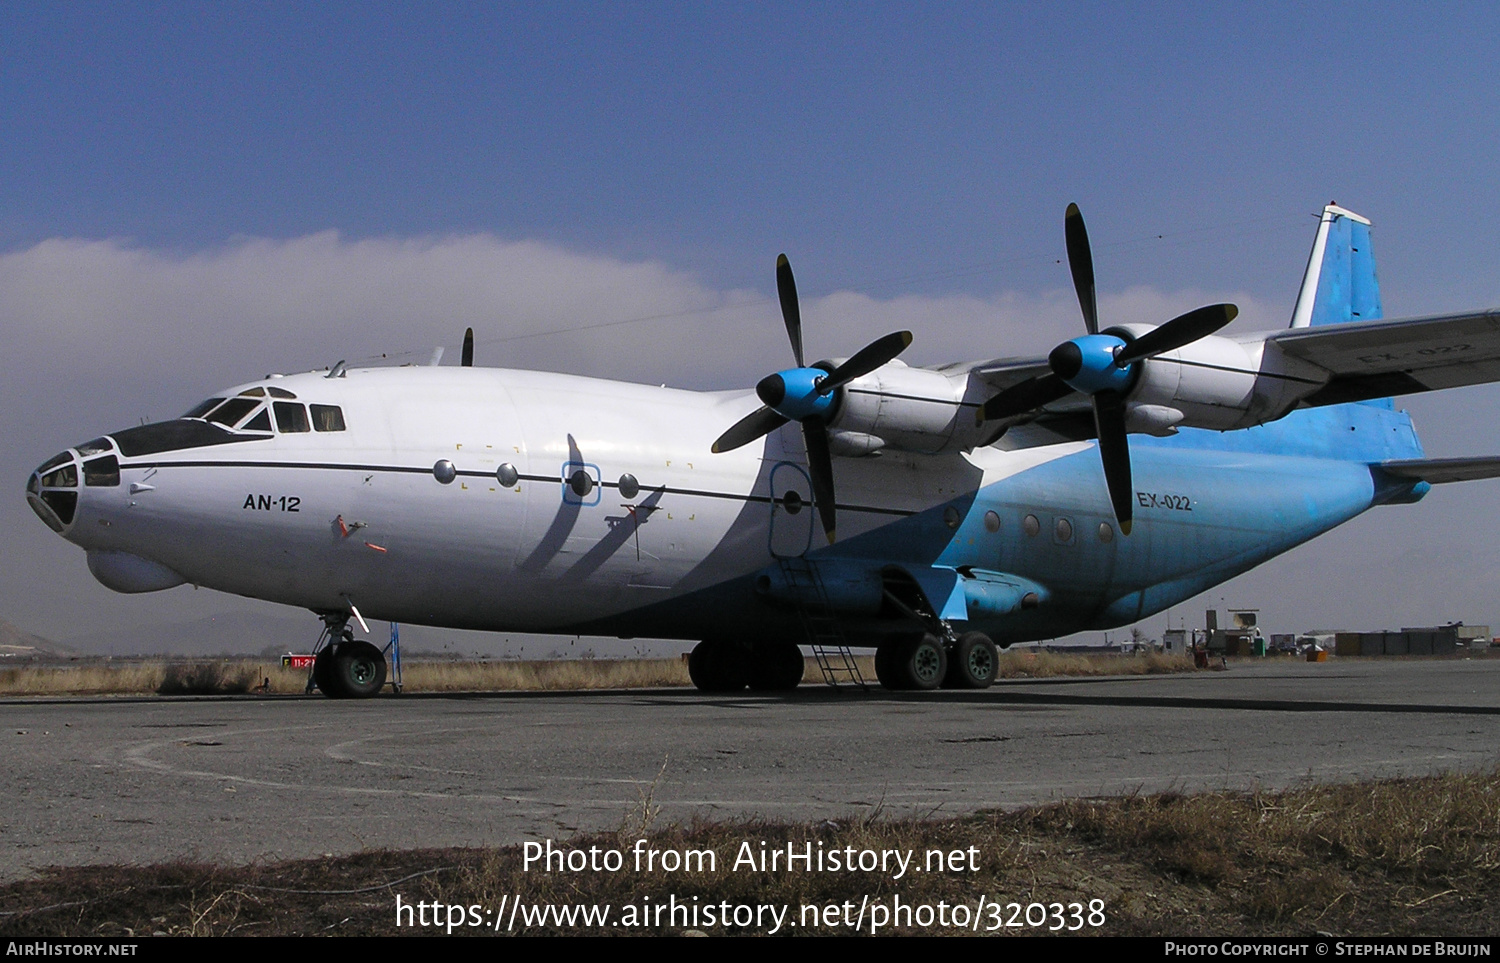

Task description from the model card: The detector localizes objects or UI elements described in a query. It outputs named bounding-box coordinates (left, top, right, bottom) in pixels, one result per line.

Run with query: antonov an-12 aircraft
left=27, top=205, right=1500, bottom=696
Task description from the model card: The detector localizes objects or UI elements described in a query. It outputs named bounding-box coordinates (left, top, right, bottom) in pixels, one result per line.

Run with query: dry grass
left=993, top=649, right=1193, bottom=678
left=0, top=649, right=1190, bottom=697
left=401, top=658, right=690, bottom=691
left=2, top=770, right=1496, bottom=936
left=0, top=658, right=694, bottom=696
left=0, top=663, right=304, bottom=697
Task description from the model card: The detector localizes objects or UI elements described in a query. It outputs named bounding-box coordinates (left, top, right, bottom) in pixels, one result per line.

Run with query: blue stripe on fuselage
left=820, top=400, right=1420, bottom=643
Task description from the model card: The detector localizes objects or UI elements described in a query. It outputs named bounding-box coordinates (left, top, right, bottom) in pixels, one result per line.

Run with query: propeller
left=977, top=204, right=1239, bottom=534
left=712, top=254, right=913, bottom=544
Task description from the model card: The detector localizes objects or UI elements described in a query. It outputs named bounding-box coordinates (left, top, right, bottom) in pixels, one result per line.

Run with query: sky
left=6, top=3, right=1500, bottom=650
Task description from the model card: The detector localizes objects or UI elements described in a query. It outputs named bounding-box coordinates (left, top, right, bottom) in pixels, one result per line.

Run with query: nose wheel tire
left=944, top=632, right=999, bottom=689
left=317, top=639, right=387, bottom=698
left=312, top=647, right=337, bottom=696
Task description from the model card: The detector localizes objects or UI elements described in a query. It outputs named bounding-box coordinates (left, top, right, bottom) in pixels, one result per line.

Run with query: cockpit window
left=83, top=455, right=120, bottom=487
left=274, top=402, right=310, bottom=433
left=42, top=464, right=78, bottom=488
left=38, top=452, right=72, bottom=473
left=241, top=408, right=272, bottom=433
left=310, top=404, right=346, bottom=432
left=238, top=387, right=266, bottom=398
left=267, top=386, right=297, bottom=399
left=111, top=420, right=263, bottom=456
left=183, top=398, right=225, bottom=419
left=75, top=438, right=112, bottom=457
left=206, top=398, right=260, bottom=427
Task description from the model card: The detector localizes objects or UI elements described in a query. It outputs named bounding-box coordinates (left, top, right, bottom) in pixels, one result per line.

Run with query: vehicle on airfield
left=27, top=204, right=1500, bottom=696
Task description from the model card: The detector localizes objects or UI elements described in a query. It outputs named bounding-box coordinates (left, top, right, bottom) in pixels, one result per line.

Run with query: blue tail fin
left=1290, top=203, right=1391, bottom=411
left=1290, top=203, right=1383, bottom=328
left=1156, top=202, right=1421, bottom=460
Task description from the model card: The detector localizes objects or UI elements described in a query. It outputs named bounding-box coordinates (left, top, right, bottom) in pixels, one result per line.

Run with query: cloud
left=1, top=231, right=1282, bottom=394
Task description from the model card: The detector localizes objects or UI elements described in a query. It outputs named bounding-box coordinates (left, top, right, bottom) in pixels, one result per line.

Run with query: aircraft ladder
left=775, top=556, right=868, bottom=690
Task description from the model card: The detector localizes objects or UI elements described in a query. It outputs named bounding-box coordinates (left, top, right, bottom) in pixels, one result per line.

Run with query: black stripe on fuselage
left=114, top=458, right=918, bottom=518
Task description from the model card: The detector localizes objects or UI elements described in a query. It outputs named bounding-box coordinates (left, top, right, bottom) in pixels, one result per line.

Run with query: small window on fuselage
left=274, top=402, right=310, bottom=433
left=310, top=405, right=346, bottom=431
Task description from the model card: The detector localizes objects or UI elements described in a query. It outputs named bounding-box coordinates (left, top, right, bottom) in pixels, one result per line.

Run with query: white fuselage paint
left=60, top=366, right=1078, bottom=635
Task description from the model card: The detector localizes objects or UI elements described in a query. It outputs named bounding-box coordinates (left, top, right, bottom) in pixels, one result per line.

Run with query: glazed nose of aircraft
left=26, top=438, right=120, bottom=534
left=27, top=451, right=79, bottom=533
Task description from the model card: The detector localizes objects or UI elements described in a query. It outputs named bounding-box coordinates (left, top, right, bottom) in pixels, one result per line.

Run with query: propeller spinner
left=712, top=254, right=913, bottom=544
left=977, top=204, right=1238, bottom=534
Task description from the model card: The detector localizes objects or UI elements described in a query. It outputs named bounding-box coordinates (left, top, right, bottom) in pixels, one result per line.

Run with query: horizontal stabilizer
left=1379, top=456, right=1500, bottom=484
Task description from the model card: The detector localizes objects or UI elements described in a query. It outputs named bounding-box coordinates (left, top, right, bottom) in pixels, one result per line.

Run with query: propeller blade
left=802, top=421, right=837, bottom=544
left=712, top=406, right=790, bottom=453
left=1114, top=303, right=1238, bottom=368
left=461, top=327, right=474, bottom=367
left=978, top=373, right=1074, bottom=424
left=776, top=254, right=805, bottom=368
left=1091, top=391, right=1133, bottom=535
left=818, top=330, right=913, bottom=394
left=1065, top=203, right=1099, bottom=335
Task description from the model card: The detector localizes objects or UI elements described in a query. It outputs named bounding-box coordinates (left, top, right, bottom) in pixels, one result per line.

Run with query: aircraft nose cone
left=1049, top=341, right=1083, bottom=380
left=756, top=373, right=787, bottom=407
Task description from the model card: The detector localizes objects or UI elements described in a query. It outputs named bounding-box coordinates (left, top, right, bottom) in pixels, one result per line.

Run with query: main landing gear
left=687, top=630, right=1001, bottom=693
left=688, top=638, right=805, bottom=692
left=307, top=613, right=390, bottom=699
left=874, top=631, right=1000, bottom=691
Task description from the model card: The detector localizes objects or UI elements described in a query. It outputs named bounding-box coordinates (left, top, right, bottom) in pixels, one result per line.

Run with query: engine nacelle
left=1114, top=325, right=1327, bottom=431
left=828, top=361, right=990, bottom=454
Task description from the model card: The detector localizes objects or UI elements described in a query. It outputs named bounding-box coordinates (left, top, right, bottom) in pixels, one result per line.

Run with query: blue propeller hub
left=757, top=367, right=837, bottom=422
left=1049, top=334, right=1135, bottom=395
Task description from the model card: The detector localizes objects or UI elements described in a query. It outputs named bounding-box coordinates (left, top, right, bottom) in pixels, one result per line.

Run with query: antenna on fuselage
left=428, top=346, right=445, bottom=366
left=326, top=360, right=347, bottom=379
left=461, top=327, right=474, bottom=367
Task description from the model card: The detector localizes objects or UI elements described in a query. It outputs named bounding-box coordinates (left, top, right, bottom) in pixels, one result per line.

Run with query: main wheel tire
left=688, top=639, right=749, bottom=692
left=945, top=631, right=999, bottom=689
left=330, top=640, right=387, bottom=699
left=896, top=634, right=948, bottom=690
left=748, top=641, right=805, bottom=691
left=877, top=634, right=947, bottom=690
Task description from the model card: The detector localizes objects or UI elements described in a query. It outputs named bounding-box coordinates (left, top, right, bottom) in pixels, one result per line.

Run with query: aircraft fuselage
left=31, top=365, right=1421, bottom=649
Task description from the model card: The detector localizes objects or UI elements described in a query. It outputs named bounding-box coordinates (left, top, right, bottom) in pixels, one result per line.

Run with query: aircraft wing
left=1267, top=309, right=1500, bottom=406
left=959, top=356, right=1054, bottom=392
left=1378, top=456, right=1500, bottom=484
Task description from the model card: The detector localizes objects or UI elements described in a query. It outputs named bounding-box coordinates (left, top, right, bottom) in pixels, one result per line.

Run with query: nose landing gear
left=306, top=613, right=394, bottom=699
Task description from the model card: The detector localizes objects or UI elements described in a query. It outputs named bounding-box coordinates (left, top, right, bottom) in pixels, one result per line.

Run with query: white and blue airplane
left=26, top=204, right=1500, bottom=697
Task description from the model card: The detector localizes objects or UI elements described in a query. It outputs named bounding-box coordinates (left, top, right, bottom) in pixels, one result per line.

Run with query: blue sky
left=8, top=4, right=1500, bottom=301
left=6, top=3, right=1500, bottom=646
